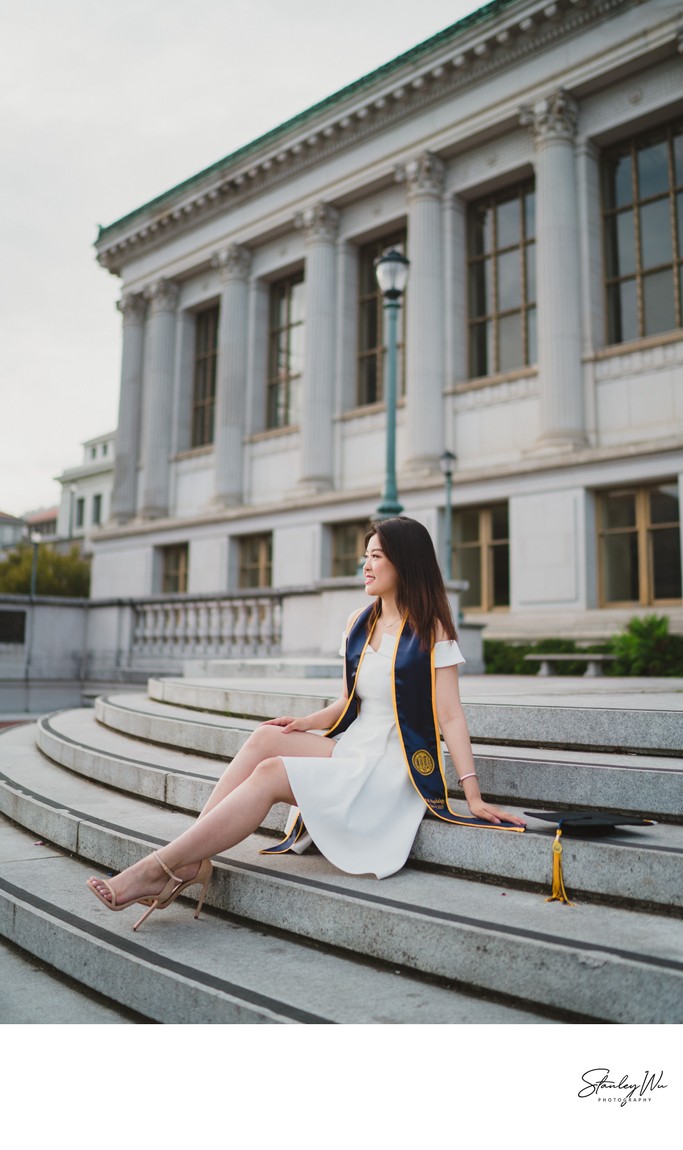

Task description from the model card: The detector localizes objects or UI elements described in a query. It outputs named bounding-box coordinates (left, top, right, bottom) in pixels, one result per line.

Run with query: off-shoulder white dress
left=280, top=633, right=465, bottom=879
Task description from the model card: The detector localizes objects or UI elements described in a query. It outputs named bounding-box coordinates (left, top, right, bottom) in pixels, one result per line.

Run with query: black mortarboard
left=524, top=810, right=656, bottom=837
left=523, top=810, right=656, bottom=905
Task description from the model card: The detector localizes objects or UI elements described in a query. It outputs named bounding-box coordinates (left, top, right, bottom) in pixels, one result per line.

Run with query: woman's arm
left=262, top=691, right=348, bottom=735
left=435, top=663, right=526, bottom=827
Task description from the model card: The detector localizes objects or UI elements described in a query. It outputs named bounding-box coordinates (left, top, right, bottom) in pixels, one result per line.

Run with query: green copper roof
left=96, top=0, right=518, bottom=244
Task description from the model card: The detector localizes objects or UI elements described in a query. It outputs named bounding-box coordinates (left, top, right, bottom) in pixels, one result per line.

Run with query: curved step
left=4, top=820, right=527, bottom=1025
left=0, top=725, right=682, bottom=1023
left=149, top=676, right=683, bottom=756
left=95, top=694, right=683, bottom=819
left=35, top=708, right=683, bottom=910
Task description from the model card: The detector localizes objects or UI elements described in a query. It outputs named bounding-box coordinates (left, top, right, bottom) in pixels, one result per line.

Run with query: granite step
left=183, top=657, right=343, bottom=680
left=34, top=708, right=683, bottom=910
left=31, top=703, right=680, bottom=910
left=0, top=725, right=681, bottom=1023
left=1, top=819, right=549, bottom=1025
left=92, top=694, right=683, bottom=820
left=0, top=933, right=140, bottom=1024
left=148, top=676, right=683, bottom=756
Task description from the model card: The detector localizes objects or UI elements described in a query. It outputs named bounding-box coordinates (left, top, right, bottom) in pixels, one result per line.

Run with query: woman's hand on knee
left=262, top=716, right=309, bottom=734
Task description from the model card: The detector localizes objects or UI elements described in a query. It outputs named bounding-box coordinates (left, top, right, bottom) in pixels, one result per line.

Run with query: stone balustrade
left=131, top=593, right=282, bottom=661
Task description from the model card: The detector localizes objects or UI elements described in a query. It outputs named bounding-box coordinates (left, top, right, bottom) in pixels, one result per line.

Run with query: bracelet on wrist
left=458, top=772, right=478, bottom=785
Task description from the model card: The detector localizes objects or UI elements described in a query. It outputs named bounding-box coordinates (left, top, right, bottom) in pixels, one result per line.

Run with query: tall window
left=331, top=521, right=369, bottom=577
left=161, top=544, right=189, bottom=594
left=92, top=494, right=102, bottom=526
left=75, top=498, right=85, bottom=530
left=357, top=232, right=407, bottom=405
left=603, top=121, right=683, bottom=344
left=192, top=306, right=219, bottom=447
left=467, top=183, right=536, bottom=378
left=598, top=484, right=681, bottom=606
left=267, top=273, right=305, bottom=429
left=452, top=504, right=510, bottom=611
left=239, top=533, right=273, bottom=589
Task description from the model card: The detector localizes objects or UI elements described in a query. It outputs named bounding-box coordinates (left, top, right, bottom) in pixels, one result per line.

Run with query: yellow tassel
left=545, top=828, right=575, bottom=906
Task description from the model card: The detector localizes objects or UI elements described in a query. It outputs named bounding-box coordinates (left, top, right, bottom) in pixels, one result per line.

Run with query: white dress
left=281, top=633, right=465, bottom=879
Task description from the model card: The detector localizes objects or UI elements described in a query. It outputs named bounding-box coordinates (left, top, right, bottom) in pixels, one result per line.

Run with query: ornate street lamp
left=439, top=449, right=457, bottom=578
left=29, top=531, right=42, bottom=598
left=374, top=248, right=410, bottom=519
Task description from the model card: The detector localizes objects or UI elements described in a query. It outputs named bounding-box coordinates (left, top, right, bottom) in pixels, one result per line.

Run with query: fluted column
left=296, top=202, right=339, bottom=492
left=111, top=292, right=146, bottom=523
left=139, top=279, right=179, bottom=519
left=211, top=244, right=251, bottom=505
left=399, top=152, right=446, bottom=471
left=520, top=90, right=587, bottom=448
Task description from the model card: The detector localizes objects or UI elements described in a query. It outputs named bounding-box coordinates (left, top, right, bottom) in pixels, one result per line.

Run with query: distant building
left=55, top=432, right=116, bottom=553
left=23, top=506, right=59, bottom=539
left=0, top=511, right=25, bottom=553
left=91, top=0, right=682, bottom=642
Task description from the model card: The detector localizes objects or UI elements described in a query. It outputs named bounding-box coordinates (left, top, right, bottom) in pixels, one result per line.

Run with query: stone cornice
left=96, top=0, right=643, bottom=275
left=92, top=434, right=683, bottom=544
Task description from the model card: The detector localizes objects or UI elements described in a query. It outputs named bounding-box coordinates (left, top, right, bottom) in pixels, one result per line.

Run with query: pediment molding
left=97, top=0, right=640, bottom=274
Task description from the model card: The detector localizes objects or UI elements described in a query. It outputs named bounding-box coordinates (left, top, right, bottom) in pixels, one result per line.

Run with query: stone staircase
left=0, top=663, right=681, bottom=1024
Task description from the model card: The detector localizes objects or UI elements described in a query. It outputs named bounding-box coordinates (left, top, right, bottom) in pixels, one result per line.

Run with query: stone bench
left=524, top=653, right=615, bottom=678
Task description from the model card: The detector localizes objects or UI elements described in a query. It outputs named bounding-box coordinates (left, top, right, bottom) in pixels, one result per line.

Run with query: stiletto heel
left=87, top=853, right=213, bottom=932
left=132, top=855, right=213, bottom=932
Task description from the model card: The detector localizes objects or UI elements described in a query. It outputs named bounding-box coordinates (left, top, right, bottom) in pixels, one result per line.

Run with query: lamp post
left=29, top=531, right=42, bottom=598
left=439, top=449, right=456, bottom=579
left=373, top=248, right=410, bottom=519
left=68, top=484, right=78, bottom=540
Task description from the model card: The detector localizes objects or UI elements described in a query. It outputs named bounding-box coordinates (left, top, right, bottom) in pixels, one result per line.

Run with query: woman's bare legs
left=88, top=735, right=331, bottom=907
left=198, top=723, right=335, bottom=818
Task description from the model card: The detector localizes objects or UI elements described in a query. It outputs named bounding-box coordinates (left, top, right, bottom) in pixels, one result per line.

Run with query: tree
left=0, top=543, right=91, bottom=597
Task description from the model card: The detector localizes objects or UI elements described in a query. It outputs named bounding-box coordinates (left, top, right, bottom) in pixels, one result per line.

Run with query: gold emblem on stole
left=412, top=749, right=435, bottom=776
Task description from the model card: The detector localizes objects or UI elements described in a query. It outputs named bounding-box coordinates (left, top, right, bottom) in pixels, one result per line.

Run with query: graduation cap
left=525, top=810, right=656, bottom=836
left=524, top=809, right=656, bottom=905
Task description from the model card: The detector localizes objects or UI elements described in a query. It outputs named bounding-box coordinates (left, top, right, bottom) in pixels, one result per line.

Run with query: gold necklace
left=382, top=615, right=402, bottom=628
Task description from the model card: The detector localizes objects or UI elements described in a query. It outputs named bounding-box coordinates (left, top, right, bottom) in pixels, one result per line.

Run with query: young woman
left=87, top=516, right=525, bottom=930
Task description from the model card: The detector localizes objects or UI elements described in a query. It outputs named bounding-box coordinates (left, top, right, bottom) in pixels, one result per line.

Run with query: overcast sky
left=0, top=0, right=484, bottom=519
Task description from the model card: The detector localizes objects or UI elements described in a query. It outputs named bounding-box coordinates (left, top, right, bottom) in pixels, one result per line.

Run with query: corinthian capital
left=144, top=279, right=180, bottom=314
left=212, top=243, right=252, bottom=282
left=519, top=89, right=578, bottom=145
left=116, top=292, right=146, bottom=324
left=396, top=151, right=446, bottom=200
left=294, top=202, right=340, bottom=244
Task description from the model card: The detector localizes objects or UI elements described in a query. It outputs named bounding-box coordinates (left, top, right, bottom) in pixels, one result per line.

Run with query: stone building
left=91, top=0, right=683, bottom=650
left=55, top=432, right=116, bottom=552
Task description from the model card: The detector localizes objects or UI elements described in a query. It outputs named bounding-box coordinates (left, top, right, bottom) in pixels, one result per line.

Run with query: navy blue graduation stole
left=261, top=604, right=523, bottom=855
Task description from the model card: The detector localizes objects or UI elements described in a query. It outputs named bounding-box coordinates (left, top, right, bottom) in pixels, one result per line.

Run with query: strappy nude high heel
left=132, top=854, right=213, bottom=932
left=86, top=853, right=212, bottom=932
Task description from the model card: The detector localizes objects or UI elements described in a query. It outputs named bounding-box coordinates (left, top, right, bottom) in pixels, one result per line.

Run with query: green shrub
left=482, top=628, right=683, bottom=676
left=483, top=640, right=533, bottom=675
left=0, top=544, right=91, bottom=598
left=609, top=615, right=683, bottom=677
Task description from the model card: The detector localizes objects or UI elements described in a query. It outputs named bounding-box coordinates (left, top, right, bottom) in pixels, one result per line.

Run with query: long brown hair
left=365, top=516, right=457, bottom=649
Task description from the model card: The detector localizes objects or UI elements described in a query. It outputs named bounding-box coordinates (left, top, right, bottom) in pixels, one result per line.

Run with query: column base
left=297, top=477, right=334, bottom=496
left=525, top=433, right=589, bottom=457
left=138, top=506, right=169, bottom=521
left=403, top=455, right=443, bottom=479
left=211, top=493, right=243, bottom=510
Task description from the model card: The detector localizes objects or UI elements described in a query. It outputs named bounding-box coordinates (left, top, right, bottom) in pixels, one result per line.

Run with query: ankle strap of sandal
left=154, top=852, right=182, bottom=885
